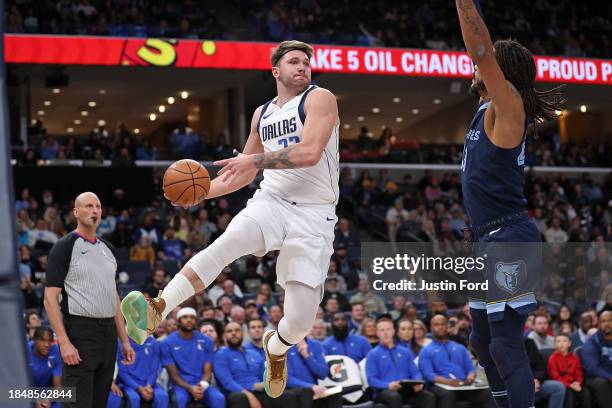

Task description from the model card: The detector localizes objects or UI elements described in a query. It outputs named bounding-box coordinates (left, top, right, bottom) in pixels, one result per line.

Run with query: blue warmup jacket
left=244, top=341, right=265, bottom=361
left=322, top=334, right=371, bottom=363
left=160, top=331, right=214, bottom=385
left=365, top=343, right=422, bottom=395
left=28, top=341, right=62, bottom=387
left=117, top=337, right=160, bottom=389
left=417, top=339, right=475, bottom=383
left=287, top=338, right=329, bottom=388
left=581, top=330, right=612, bottom=379
left=213, top=346, right=264, bottom=393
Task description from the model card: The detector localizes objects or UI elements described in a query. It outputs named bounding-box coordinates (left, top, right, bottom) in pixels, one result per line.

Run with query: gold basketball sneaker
left=262, top=329, right=288, bottom=398
left=120, top=290, right=165, bottom=345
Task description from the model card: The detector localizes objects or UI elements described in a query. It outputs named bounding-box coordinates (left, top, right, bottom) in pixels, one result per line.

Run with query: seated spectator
left=349, top=279, right=387, bottom=316
left=222, top=279, right=244, bottom=305
left=529, top=314, right=555, bottom=350
left=581, top=310, right=612, bottom=408
left=160, top=307, right=225, bottom=408
left=418, top=315, right=494, bottom=408
left=323, top=278, right=350, bottom=312
left=230, top=305, right=249, bottom=342
left=325, top=261, right=347, bottom=294
left=448, top=312, right=471, bottom=347
left=525, top=337, right=565, bottom=408
left=395, top=318, right=419, bottom=356
left=199, top=320, right=224, bottom=352
left=265, top=305, right=284, bottom=331
left=547, top=334, right=592, bottom=407
left=214, top=322, right=298, bottom=408
left=286, top=337, right=341, bottom=408
left=570, top=312, right=593, bottom=350
left=309, top=318, right=328, bottom=342
left=143, top=267, right=167, bottom=299
left=389, top=295, right=407, bottom=321
left=28, top=218, right=59, bottom=248
left=386, top=198, right=409, bottom=242
left=334, top=217, right=360, bottom=249
left=413, top=320, right=432, bottom=352
left=331, top=243, right=359, bottom=291
left=117, top=337, right=168, bottom=408
left=161, top=227, right=185, bottom=262
left=348, top=302, right=367, bottom=334
left=129, top=236, right=156, bottom=267
left=28, top=326, right=62, bottom=389
left=360, top=317, right=379, bottom=348
left=322, top=312, right=371, bottom=363
left=25, top=311, right=42, bottom=341
left=552, top=305, right=573, bottom=336
left=244, top=317, right=266, bottom=360
left=21, top=274, right=41, bottom=310
left=365, top=317, right=435, bottom=408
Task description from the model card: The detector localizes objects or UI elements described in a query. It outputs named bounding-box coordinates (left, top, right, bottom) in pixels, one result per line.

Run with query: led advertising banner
left=5, top=35, right=612, bottom=85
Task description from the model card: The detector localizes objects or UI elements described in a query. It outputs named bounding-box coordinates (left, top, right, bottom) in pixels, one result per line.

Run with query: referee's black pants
left=62, top=315, right=117, bottom=408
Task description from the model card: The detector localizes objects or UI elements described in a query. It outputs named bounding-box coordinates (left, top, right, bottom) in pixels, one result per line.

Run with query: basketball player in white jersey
left=121, top=40, right=340, bottom=399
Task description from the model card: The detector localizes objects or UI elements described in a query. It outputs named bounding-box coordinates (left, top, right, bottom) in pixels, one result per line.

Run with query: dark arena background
left=3, top=1, right=611, bottom=407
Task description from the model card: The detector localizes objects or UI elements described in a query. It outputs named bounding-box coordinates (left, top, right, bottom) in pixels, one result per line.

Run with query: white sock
left=160, top=274, right=195, bottom=318
left=267, top=331, right=292, bottom=356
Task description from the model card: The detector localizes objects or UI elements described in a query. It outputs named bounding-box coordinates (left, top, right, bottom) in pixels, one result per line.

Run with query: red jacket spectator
left=547, top=350, right=583, bottom=387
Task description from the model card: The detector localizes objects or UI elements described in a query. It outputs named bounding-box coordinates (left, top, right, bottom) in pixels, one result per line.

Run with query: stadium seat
left=114, top=247, right=129, bottom=271
left=162, top=259, right=180, bottom=277
left=538, top=347, right=555, bottom=362
left=125, top=260, right=152, bottom=285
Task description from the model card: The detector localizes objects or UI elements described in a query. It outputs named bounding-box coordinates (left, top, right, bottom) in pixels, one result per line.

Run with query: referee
left=44, top=192, right=135, bottom=407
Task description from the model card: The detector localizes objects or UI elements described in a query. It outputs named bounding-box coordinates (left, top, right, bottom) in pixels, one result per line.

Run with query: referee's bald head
left=74, top=191, right=100, bottom=207
left=73, top=191, right=102, bottom=229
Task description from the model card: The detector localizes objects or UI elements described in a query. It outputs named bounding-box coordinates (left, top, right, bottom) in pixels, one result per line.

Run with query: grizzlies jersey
left=257, top=85, right=340, bottom=205
left=460, top=101, right=528, bottom=229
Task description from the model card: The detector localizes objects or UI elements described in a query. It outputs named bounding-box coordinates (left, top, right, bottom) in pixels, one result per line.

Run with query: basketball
left=163, top=159, right=210, bottom=207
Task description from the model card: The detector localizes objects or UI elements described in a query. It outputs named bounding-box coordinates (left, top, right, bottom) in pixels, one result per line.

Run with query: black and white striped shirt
left=46, top=232, right=118, bottom=318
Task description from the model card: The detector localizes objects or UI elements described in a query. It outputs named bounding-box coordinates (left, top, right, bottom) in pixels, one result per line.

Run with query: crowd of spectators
left=16, top=147, right=611, bottom=406
left=15, top=121, right=612, bottom=167
left=6, top=0, right=612, bottom=59
left=16, top=120, right=234, bottom=165
left=344, top=126, right=612, bottom=167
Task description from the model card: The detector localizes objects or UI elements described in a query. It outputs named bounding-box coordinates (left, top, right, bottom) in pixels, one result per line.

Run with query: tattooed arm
left=215, top=88, right=338, bottom=178
left=252, top=88, right=338, bottom=169
left=456, top=0, right=525, bottom=148
left=456, top=0, right=492, bottom=61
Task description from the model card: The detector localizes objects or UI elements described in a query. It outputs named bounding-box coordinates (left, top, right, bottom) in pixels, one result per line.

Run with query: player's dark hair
left=33, top=326, right=54, bottom=340
left=271, top=40, right=314, bottom=67
left=493, top=39, right=565, bottom=134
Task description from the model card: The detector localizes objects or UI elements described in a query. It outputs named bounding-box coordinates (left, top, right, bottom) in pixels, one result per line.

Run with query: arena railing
left=10, top=159, right=612, bottom=174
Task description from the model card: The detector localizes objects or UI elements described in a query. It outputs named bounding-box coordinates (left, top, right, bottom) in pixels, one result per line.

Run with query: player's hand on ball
left=214, top=153, right=256, bottom=183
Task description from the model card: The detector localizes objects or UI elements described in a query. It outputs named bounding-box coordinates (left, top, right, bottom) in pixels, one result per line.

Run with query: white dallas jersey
left=257, top=85, right=339, bottom=205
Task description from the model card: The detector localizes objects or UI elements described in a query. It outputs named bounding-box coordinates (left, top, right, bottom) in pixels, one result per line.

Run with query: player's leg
left=121, top=214, right=266, bottom=344
left=203, top=385, right=226, bottom=408
left=152, top=384, right=169, bottom=408
left=123, top=386, right=140, bottom=408
left=470, top=306, right=510, bottom=408
left=489, top=306, right=534, bottom=408
left=263, top=280, right=322, bottom=397
left=172, top=386, right=193, bottom=408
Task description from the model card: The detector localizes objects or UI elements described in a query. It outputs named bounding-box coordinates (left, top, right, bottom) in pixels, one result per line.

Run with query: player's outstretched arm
left=214, top=88, right=337, bottom=179
left=206, top=106, right=264, bottom=199
left=456, top=0, right=524, bottom=143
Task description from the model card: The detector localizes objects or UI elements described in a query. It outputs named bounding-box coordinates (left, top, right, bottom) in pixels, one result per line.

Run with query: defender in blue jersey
left=455, top=1, right=563, bottom=407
